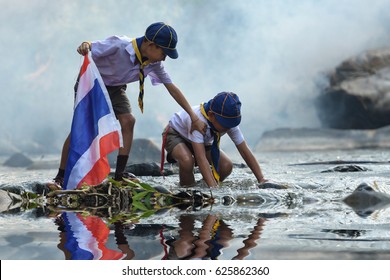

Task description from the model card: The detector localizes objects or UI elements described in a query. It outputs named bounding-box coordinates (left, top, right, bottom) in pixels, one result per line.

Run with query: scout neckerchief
left=209, top=218, right=223, bottom=260
left=132, top=38, right=150, bottom=113
left=200, top=103, right=221, bottom=183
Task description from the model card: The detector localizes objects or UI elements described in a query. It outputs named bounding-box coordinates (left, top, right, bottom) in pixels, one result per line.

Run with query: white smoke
left=1, top=0, right=390, bottom=154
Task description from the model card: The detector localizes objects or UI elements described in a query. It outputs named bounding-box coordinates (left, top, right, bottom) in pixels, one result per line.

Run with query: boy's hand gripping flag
left=63, top=55, right=123, bottom=190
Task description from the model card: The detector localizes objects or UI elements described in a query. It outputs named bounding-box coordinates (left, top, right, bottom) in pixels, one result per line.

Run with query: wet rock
left=0, top=189, right=23, bottom=213
left=221, top=195, right=235, bottom=206
left=124, top=162, right=173, bottom=176
left=258, top=212, right=289, bottom=219
left=123, top=161, right=248, bottom=177
left=236, top=194, right=266, bottom=205
left=0, top=185, right=25, bottom=195
left=316, top=48, right=390, bottom=129
left=343, top=183, right=390, bottom=218
left=322, top=229, right=366, bottom=238
left=258, top=182, right=288, bottom=189
left=32, top=183, right=53, bottom=195
left=123, top=224, right=175, bottom=237
left=3, top=153, right=33, bottom=168
left=321, top=165, right=369, bottom=173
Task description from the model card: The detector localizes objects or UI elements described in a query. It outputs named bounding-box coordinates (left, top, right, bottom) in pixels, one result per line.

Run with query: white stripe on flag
left=66, top=114, right=120, bottom=188
left=67, top=212, right=102, bottom=260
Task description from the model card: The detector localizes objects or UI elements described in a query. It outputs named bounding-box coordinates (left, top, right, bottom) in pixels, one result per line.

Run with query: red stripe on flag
left=79, top=55, right=90, bottom=77
left=77, top=131, right=121, bottom=187
left=77, top=214, right=124, bottom=260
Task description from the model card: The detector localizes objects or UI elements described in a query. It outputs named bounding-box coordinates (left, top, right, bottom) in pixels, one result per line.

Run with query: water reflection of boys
left=173, top=214, right=231, bottom=259
left=55, top=213, right=134, bottom=260
left=232, top=217, right=266, bottom=260
left=165, top=214, right=266, bottom=260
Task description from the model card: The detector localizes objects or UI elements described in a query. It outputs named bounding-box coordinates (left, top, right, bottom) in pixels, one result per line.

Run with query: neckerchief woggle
left=200, top=103, right=221, bottom=183
left=132, top=38, right=150, bottom=113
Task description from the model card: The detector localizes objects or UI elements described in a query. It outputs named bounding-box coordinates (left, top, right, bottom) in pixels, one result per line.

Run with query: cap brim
left=163, top=48, right=178, bottom=59
left=215, top=115, right=241, bottom=129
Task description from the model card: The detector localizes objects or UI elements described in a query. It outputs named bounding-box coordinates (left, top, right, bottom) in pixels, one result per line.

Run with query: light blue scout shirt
left=91, top=35, right=172, bottom=86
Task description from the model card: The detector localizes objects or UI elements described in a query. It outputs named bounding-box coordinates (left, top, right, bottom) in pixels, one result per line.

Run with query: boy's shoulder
left=98, top=35, right=132, bottom=44
left=110, top=35, right=132, bottom=43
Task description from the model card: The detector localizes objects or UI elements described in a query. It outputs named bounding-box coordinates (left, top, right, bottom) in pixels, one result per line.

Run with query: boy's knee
left=179, top=155, right=195, bottom=171
left=127, top=114, right=136, bottom=126
left=219, top=160, right=233, bottom=179
left=120, top=114, right=136, bottom=129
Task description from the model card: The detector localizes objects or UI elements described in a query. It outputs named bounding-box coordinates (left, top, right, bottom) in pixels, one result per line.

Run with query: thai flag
left=63, top=55, right=122, bottom=190
left=62, top=212, right=125, bottom=260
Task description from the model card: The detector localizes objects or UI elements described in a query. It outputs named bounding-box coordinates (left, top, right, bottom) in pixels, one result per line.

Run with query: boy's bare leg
left=117, top=113, right=135, bottom=156
left=173, top=215, right=196, bottom=258
left=171, top=143, right=196, bottom=186
left=59, top=134, right=70, bottom=170
left=115, top=113, right=136, bottom=179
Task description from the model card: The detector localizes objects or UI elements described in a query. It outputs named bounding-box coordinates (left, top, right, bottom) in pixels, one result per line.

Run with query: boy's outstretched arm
left=192, top=142, right=219, bottom=188
left=164, top=83, right=207, bottom=135
left=236, top=141, right=267, bottom=183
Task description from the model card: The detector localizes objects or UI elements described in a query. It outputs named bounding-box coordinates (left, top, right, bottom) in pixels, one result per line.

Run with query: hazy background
left=1, top=0, right=390, bottom=155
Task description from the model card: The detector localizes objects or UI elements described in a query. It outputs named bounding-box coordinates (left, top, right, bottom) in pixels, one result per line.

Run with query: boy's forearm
left=193, top=143, right=218, bottom=187
left=250, top=161, right=266, bottom=182
left=237, top=142, right=266, bottom=182
left=165, top=83, right=198, bottom=121
left=198, top=160, right=218, bottom=187
left=165, top=83, right=206, bottom=135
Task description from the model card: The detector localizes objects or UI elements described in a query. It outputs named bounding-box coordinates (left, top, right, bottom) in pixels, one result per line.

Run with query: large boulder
left=3, top=153, right=34, bottom=168
left=343, top=183, right=390, bottom=218
left=129, top=138, right=161, bottom=164
left=108, top=138, right=161, bottom=167
left=316, top=48, right=390, bottom=129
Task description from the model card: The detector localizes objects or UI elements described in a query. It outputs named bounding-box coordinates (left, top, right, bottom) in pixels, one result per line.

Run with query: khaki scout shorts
left=106, top=85, right=131, bottom=115
left=162, top=126, right=211, bottom=163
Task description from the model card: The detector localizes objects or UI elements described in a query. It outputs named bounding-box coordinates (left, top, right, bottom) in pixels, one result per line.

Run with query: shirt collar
left=125, top=36, right=144, bottom=64
left=125, top=41, right=136, bottom=64
left=125, top=36, right=160, bottom=66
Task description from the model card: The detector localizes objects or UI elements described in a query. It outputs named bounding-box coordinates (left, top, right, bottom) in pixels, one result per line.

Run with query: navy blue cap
left=204, top=92, right=242, bottom=129
left=145, top=22, right=178, bottom=59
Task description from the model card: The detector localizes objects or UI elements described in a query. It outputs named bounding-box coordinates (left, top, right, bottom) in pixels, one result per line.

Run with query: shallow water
left=1, top=149, right=390, bottom=260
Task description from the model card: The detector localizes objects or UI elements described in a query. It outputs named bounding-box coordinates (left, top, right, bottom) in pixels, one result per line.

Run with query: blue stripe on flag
left=62, top=213, right=95, bottom=260
left=63, top=78, right=111, bottom=188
